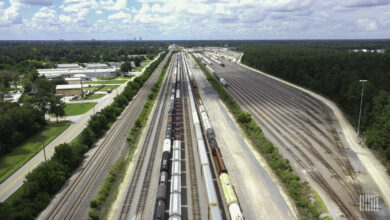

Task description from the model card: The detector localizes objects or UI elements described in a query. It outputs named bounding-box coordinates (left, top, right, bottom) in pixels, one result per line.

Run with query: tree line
left=0, top=41, right=166, bottom=74
left=241, top=42, right=390, bottom=173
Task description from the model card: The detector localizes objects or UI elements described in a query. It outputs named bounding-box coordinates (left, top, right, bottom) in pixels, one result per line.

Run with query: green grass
left=312, top=190, right=333, bottom=219
left=115, top=76, right=134, bottom=80
left=4, top=184, right=25, bottom=205
left=64, top=102, right=97, bottom=116
left=97, top=76, right=133, bottom=80
left=71, top=94, right=105, bottom=101
left=0, top=122, right=70, bottom=184
left=100, top=85, right=120, bottom=92
left=84, top=85, right=104, bottom=93
left=135, top=59, right=152, bottom=71
left=86, top=80, right=127, bottom=84
left=96, top=76, right=115, bottom=80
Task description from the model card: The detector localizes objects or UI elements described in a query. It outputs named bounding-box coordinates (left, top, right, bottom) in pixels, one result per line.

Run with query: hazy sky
left=0, top=0, right=389, bottom=40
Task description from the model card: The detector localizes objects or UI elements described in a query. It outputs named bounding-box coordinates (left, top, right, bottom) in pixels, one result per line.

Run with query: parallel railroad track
left=46, top=54, right=169, bottom=220
left=182, top=58, right=201, bottom=219
left=209, top=59, right=369, bottom=219
left=119, top=54, right=173, bottom=220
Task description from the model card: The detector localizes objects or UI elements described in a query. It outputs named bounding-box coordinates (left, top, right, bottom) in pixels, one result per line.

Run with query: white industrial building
left=56, top=84, right=83, bottom=96
left=85, top=63, right=108, bottom=69
left=57, top=63, right=81, bottom=69
left=73, top=74, right=87, bottom=81
left=65, top=77, right=81, bottom=84
left=38, top=68, right=117, bottom=78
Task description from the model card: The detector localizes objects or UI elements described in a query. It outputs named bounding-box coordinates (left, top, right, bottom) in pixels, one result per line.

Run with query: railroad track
left=182, top=58, right=201, bottom=219
left=45, top=54, right=169, bottom=220
left=207, top=58, right=369, bottom=219
left=119, top=55, right=174, bottom=220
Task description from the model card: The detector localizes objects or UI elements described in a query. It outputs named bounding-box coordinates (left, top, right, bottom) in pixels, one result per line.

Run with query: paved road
left=0, top=53, right=162, bottom=203
left=188, top=55, right=297, bottom=220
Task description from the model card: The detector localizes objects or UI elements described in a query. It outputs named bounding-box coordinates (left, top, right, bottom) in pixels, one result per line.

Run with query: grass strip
left=70, top=94, right=105, bottom=101
left=0, top=121, right=70, bottom=184
left=88, top=53, right=173, bottom=220
left=86, top=80, right=127, bottom=84
left=135, top=59, right=152, bottom=71
left=64, top=102, right=97, bottom=116
left=99, top=85, right=120, bottom=92
left=0, top=122, right=70, bottom=183
left=193, top=54, right=323, bottom=219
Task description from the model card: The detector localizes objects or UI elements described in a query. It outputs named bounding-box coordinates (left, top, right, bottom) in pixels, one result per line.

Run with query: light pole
left=357, top=80, right=367, bottom=137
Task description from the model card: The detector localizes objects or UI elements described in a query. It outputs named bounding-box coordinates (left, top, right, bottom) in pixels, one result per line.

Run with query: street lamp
left=357, top=80, right=367, bottom=137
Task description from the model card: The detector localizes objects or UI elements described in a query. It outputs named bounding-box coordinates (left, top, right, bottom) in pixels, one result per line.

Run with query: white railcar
left=163, top=139, right=171, bottom=152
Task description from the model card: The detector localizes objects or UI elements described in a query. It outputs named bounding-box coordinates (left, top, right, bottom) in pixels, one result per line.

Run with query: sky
left=0, top=0, right=389, bottom=40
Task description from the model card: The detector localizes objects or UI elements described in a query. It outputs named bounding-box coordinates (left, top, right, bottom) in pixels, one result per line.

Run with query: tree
left=120, top=61, right=132, bottom=72
left=50, top=96, right=66, bottom=123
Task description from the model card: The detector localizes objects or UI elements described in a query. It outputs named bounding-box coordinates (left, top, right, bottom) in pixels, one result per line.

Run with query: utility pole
left=357, top=80, right=367, bottom=138
left=42, top=140, right=47, bottom=162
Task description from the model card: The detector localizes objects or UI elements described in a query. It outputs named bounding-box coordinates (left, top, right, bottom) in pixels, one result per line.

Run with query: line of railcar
left=182, top=52, right=224, bottom=220
left=186, top=52, right=244, bottom=220
left=195, top=53, right=228, bottom=87
left=154, top=53, right=184, bottom=220
left=209, top=55, right=225, bottom=67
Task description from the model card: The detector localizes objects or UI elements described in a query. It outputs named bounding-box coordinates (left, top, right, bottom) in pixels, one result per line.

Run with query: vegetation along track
left=45, top=54, right=169, bottom=220
left=209, top=58, right=369, bottom=219
left=119, top=54, right=173, bottom=220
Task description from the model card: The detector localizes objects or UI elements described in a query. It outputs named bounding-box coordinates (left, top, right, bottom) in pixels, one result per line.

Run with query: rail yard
left=38, top=49, right=390, bottom=220
left=2, top=45, right=389, bottom=220
left=195, top=51, right=390, bottom=219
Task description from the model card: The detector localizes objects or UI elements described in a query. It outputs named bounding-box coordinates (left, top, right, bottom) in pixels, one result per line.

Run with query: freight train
left=185, top=52, right=244, bottom=220
left=154, top=53, right=183, bottom=220
left=182, top=53, right=224, bottom=220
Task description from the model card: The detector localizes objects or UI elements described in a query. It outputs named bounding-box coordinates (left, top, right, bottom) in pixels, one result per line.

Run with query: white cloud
left=2, top=0, right=390, bottom=39
left=343, top=0, right=390, bottom=8
left=151, top=3, right=172, bottom=13
left=18, top=0, right=52, bottom=5
left=100, top=0, right=127, bottom=10
left=357, top=18, right=379, bottom=31
left=0, top=0, right=23, bottom=26
left=108, top=11, right=131, bottom=20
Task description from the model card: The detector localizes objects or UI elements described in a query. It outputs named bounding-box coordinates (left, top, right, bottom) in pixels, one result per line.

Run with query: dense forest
left=239, top=41, right=390, bottom=172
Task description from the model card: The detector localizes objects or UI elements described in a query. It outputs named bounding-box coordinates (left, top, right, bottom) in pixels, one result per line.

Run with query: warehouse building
left=38, top=68, right=117, bottom=79
left=57, top=63, right=80, bottom=69
left=65, top=77, right=81, bottom=84
left=56, top=84, right=83, bottom=96
left=73, top=74, right=87, bottom=81
left=85, top=63, right=108, bottom=69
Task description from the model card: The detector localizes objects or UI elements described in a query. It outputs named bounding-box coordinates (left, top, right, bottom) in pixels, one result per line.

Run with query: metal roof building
left=85, top=63, right=108, bottom=69
left=38, top=68, right=117, bottom=78
left=56, top=84, right=83, bottom=96
left=57, top=63, right=80, bottom=69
